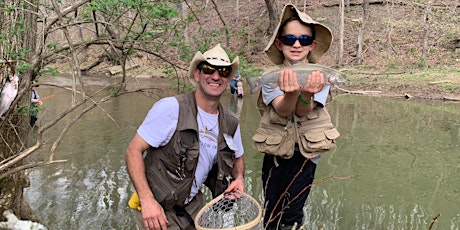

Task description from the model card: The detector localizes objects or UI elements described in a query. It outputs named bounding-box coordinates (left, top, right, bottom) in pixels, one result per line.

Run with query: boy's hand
left=278, top=69, right=300, bottom=94
left=300, top=71, right=325, bottom=95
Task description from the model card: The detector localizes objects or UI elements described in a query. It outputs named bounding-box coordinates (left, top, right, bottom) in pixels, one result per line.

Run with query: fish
left=246, top=63, right=346, bottom=94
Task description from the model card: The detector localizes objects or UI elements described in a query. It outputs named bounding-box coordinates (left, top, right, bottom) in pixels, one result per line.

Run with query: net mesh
left=195, top=191, right=262, bottom=230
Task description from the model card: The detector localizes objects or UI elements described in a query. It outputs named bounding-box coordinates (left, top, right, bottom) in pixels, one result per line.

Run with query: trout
left=246, top=63, right=346, bottom=94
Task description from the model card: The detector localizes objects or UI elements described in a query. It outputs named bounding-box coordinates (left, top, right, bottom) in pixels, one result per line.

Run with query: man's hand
left=141, top=198, right=169, bottom=230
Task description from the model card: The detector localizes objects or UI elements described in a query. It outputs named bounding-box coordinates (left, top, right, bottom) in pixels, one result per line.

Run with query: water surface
left=25, top=78, right=460, bottom=229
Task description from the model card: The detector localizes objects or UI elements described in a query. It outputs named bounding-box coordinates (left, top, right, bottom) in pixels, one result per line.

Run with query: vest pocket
left=252, top=130, right=295, bottom=159
left=299, top=127, right=340, bottom=153
left=296, top=108, right=340, bottom=158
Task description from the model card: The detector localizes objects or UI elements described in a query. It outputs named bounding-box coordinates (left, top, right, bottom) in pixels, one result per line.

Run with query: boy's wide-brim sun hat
left=188, top=44, right=239, bottom=86
left=264, top=4, right=333, bottom=64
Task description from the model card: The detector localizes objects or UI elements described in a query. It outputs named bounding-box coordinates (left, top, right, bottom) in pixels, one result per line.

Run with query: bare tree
left=209, top=0, right=230, bottom=47
left=0, top=0, right=39, bottom=221
left=337, top=0, right=345, bottom=65
left=357, top=0, right=370, bottom=64
left=264, top=0, right=279, bottom=36
left=0, top=0, right=188, bottom=222
left=422, top=0, right=433, bottom=61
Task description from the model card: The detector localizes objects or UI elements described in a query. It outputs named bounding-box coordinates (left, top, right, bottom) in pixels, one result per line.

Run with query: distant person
left=236, top=81, right=244, bottom=98
left=125, top=44, right=245, bottom=230
left=252, top=4, right=340, bottom=229
left=230, top=71, right=242, bottom=95
left=30, top=85, right=43, bottom=127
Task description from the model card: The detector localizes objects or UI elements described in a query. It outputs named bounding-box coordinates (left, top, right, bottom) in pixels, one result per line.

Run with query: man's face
left=194, top=63, right=232, bottom=98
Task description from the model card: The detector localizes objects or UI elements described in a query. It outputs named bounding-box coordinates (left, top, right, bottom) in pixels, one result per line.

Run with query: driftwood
left=335, top=85, right=382, bottom=95
left=80, top=58, right=105, bottom=73
left=334, top=85, right=460, bottom=101
left=107, top=62, right=140, bottom=75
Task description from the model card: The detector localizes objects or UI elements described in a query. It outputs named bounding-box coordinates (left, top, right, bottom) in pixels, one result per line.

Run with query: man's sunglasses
left=198, top=63, right=232, bottom=78
left=279, top=35, right=314, bottom=46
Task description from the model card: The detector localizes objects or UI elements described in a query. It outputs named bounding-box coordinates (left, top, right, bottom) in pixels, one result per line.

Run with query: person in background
left=125, top=44, right=245, bottom=230
left=30, top=85, right=43, bottom=127
left=236, top=81, right=244, bottom=98
left=252, top=4, right=340, bottom=229
left=230, top=71, right=242, bottom=95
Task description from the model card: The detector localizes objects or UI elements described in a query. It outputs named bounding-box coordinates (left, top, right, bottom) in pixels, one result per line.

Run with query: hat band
left=206, top=57, right=230, bottom=63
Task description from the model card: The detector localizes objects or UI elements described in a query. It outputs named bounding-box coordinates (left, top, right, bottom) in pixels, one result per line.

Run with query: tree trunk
left=264, top=0, right=279, bottom=37
left=337, top=0, right=345, bottom=65
left=0, top=0, right=39, bottom=222
left=357, top=0, right=370, bottom=64
left=422, top=0, right=433, bottom=61
left=236, top=0, right=240, bottom=23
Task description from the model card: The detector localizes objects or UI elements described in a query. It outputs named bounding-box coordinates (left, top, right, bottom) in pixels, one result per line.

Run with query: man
left=125, top=44, right=245, bottom=230
left=30, top=85, right=43, bottom=127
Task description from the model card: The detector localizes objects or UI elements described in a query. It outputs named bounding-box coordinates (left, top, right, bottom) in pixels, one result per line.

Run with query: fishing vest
left=143, top=92, right=239, bottom=210
left=252, top=64, right=340, bottom=159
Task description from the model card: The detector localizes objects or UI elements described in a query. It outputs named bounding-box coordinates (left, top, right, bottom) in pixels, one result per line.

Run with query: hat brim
left=264, top=4, right=333, bottom=64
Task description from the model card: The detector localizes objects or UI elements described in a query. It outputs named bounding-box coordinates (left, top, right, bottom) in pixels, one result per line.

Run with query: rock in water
left=0, top=210, right=48, bottom=230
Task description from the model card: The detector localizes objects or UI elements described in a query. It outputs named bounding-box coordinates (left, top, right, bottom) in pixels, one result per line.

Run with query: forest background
left=0, top=0, right=459, bottom=224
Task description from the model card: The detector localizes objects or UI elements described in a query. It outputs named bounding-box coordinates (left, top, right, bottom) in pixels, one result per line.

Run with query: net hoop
left=195, top=191, right=262, bottom=230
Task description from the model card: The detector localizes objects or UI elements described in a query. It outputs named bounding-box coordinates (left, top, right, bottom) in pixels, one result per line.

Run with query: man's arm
left=125, top=134, right=168, bottom=229
left=225, top=156, right=245, bottom=193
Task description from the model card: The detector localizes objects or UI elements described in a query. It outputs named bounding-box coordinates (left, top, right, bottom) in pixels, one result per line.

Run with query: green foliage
left=46, top=43, right=58, bottom=50
left=235, top=27, right=247, bottom=39
left=439, top=83, right=458, bottom=91
left=38, top=67, right=60, bottom=76
left=408, top=48, right=417, bottom=55
left=109, top=87, right=117, bottom=96
left=416, top=58, right=427, bottom=68
left=17, top=105, right=31, bottom=116
left=17, top=103, right=41, bottom=116
left=16, top=62, right=32, bottom=74
left=386, top=60, right=398, bottom=69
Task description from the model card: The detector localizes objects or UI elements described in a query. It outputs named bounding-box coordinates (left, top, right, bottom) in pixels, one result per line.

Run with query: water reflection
left=228, top=95, right=244, bottom=118
left=24, top=79, right=460, bottom=230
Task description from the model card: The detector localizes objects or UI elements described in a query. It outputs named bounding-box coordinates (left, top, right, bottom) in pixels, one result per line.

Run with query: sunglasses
left=198, top=63, right=232, bottom=78
left=279, top=35, right=314, bottom=46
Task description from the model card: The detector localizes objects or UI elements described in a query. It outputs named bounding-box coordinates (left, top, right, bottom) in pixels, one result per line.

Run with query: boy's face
left=275, top=20, right=318, bottom=64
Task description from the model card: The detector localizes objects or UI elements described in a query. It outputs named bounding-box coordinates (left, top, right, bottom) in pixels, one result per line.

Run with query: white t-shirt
left=137, top=97, right=244, bottom=202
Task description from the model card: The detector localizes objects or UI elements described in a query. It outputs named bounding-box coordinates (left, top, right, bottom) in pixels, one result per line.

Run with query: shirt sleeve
left=137, top=97, right=178, bottom=147
left=313, top=85, right=330, bottom=107
left=233, top=125, right=244, bottom=158
left=262, top=84, right=284, bottom=106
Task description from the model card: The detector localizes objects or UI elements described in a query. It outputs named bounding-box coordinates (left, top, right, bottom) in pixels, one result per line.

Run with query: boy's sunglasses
left=198, top=63, right=232, bottom=78
left=279, top=35, right=314, bottom=46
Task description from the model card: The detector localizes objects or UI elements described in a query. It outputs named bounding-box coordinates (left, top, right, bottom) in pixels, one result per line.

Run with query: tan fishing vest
left=252, top=64, right=340, bottom=159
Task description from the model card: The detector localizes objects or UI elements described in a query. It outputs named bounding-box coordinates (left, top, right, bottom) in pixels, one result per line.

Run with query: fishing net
left=195, top=191, right=262, bottom=230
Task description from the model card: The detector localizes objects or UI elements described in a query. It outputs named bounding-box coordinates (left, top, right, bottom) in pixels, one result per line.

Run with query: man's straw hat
left=264, top=4, right=333, bottom=64
left=188, top=44, right=239, bottom=86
